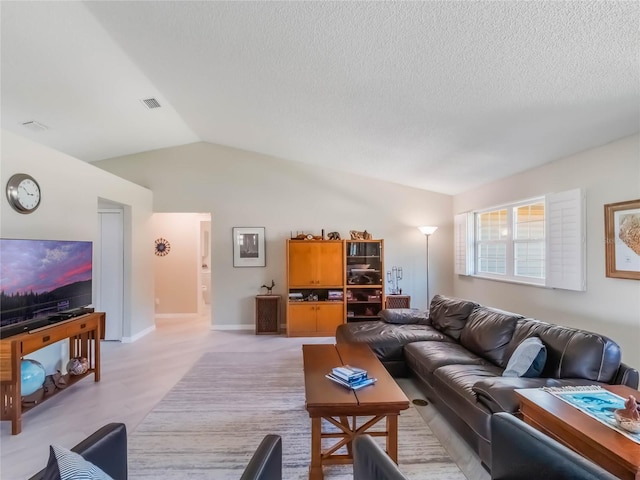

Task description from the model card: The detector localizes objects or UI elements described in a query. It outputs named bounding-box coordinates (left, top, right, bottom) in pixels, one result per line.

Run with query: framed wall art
left=604, top=199, right=640, bottom=280
left=233, top=227, right=266, bottom=267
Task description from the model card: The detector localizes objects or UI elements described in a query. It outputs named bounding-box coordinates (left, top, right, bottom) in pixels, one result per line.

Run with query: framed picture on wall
left=233, top=227, right=266, bottom=267
left=604, top=199, right=640, bottom=280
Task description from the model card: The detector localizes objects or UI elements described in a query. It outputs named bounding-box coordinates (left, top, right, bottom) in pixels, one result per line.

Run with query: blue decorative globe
left=21, top=359, right=46, bottom=396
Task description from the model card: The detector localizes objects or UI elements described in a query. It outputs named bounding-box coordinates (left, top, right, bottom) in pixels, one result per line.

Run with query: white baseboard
left=211, top=324, right=254, bottom=331
left=154, top=313, right=200, bottom=319
left=122, top=324, right=156, bottom=343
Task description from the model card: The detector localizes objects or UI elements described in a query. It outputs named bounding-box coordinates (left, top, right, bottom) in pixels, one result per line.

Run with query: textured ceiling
left=2, top=1, right=638, bottom=195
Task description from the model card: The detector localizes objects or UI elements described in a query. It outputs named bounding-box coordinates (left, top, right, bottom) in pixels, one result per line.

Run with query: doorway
left=97, top=206, right=124, bottom=340
left=152, top=212, right=212, bottom=325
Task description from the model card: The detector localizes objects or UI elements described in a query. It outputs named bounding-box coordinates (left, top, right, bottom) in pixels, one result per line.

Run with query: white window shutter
left=545, top=188, right=586, bottom=291
left=454, top=212, right=474, bottom=275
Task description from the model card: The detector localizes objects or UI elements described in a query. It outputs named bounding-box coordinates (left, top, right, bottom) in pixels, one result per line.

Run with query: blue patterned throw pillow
left=503, top=336, right=547, bottom=377
left=43, top=445, right=113, bottom=480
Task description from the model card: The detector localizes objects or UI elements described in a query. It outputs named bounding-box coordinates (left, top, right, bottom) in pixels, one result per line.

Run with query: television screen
left=0, top=239, right=92, bottom=337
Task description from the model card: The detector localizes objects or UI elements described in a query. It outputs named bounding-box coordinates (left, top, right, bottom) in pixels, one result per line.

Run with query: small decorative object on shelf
left=327, top=231, right=341, bottom=240
left=290, top=231, right=323, bottom=240
left=387, top=266, right=403, bottom=294
left=20, top=359, right=46, bottom=397
left=326, top=365, right=377, bottom=390
left=67, top=357, right=89, bottom=376
left=349, top=230, right=372, bottom=240
left=260, top=280, right=275, bottom=295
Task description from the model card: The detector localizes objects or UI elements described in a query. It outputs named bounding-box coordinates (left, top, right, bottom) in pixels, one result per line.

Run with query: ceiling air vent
left=20, top=120, right=48, bottom=132
left=141, top=97, right=162, bottom=109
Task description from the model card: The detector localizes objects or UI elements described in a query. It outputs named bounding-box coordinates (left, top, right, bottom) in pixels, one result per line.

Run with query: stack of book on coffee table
left=326, top=365, right=377, bottom=390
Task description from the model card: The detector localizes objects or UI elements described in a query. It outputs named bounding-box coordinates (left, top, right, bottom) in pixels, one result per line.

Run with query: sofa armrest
left=491, top=413, right=617, bottom=479
left=353, top=434, right=409, bottom=480
left=28, top=423, right=128, bottom=480
left=473, top=378, right=560, bottom=414
left=240, top=434, right=282, bottom=480
left=613, top=362, right=639, bottom=389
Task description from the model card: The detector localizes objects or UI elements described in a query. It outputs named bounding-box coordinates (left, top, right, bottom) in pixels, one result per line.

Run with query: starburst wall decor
left=154, top=238, right=171, bottom=257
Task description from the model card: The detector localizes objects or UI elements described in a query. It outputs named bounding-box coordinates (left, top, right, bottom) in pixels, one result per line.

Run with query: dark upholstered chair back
left=491, top=413, right=617, bottom=480
left=353, top=434, right=409, bottom=480
left=240, top=434, right=282, bottom=480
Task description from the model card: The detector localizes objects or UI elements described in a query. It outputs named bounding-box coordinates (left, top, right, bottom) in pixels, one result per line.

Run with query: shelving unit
left=286, top=238, right=386, bottom=335
left=345, top=239, right=385, bottom=322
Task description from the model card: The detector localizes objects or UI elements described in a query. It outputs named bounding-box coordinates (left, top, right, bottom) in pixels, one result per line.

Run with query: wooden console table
left=0, top=312, right=103, bottom=434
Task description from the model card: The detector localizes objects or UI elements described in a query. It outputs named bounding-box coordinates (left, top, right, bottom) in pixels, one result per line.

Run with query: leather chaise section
left=336, top=321, right=454, bottom=363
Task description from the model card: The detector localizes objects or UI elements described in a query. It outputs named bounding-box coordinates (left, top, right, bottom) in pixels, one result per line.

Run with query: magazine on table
left=332, top=365, right=368, bottom=382
left=326, top=373, right=377, bottom=390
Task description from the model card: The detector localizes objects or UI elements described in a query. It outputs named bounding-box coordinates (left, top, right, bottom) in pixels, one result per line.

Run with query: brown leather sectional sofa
left=336, top=294, right=639, bottom=469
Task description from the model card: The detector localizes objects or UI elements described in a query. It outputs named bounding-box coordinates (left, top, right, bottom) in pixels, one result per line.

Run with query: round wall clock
left=6, top=173, right=41, bottom=214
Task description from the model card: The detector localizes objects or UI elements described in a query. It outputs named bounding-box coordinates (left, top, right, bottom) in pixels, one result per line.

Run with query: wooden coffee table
left=516, top=385, right=640, bottom=480
left=302, top=343, right=410, bottom=480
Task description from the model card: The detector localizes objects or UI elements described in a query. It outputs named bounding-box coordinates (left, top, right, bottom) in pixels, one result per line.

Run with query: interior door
left=98, top=209, right=124, bottom=340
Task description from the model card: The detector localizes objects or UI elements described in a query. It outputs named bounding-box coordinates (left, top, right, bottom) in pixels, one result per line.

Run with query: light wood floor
left=0, top=313, right=488, bottom=480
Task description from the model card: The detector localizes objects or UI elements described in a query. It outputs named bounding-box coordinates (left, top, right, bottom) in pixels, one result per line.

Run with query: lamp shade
left=418, top=226, right=438, bottom=236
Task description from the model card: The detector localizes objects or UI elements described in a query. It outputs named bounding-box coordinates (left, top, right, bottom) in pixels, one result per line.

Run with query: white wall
left=1, top=130, right=155, bottom=372
left=95, top=142, right=454, bottom=328
left=453, top=134, right=640, bottom=370
left=152, top=212, right=200, bottom=315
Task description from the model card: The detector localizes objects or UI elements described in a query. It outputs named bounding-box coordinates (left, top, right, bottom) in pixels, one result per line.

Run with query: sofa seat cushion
left=459, top=307, right=521, bottom=368
left=404, top=341, right=492, bottom=378
left=335, top=321, right=453, bottom=363
left=431, top=364, right=504, bottom=442
left=428, top=295, right=478, bottom=340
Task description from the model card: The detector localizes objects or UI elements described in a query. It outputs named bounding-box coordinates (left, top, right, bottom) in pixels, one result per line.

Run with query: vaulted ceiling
left=2, top=1, right=638, bottom=195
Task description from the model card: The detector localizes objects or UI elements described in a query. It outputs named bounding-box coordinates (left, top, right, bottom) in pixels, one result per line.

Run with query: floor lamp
left=418, top=226, right=438, bottom=308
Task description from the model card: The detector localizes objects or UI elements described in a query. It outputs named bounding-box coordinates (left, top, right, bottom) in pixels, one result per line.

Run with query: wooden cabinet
left=255, top=295, right=280, bottom=334
left=286, top=238, right=386, bottom=335
left=288, top=240, right=343, bottom=287
left=288, top=302, right=344, bottom=336
left=386, top=295, right=411, bottom=309
left=0, top=312, right=103, bottom=434
left=345, top=240, right=385, bottom=322
left=287, top=240, right=345, bottom=336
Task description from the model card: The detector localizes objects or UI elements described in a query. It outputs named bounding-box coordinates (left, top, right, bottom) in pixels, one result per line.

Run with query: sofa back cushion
left=428, top=295, right=478, bottom=340
left=507, top=318, right=621, bottom=383
left=380, top=308, right=429, bottom=325
left=459, top=307, right=521, bottom=367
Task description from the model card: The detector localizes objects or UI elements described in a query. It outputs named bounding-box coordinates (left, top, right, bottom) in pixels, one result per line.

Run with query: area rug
left=128, top=350, right=465, bottom=479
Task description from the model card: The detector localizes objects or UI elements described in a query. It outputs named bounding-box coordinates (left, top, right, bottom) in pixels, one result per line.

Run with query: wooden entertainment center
left=0, top=312, right=104, bottom=434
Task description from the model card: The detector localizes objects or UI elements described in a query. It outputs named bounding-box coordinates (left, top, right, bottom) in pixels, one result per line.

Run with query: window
left=475, top=200, right=544, bottom=283
left=454, top=189, right=585, bottom=291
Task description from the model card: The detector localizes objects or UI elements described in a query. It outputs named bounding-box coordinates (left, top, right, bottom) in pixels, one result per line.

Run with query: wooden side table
left=385, top=295, right=410, bottom=309
left=255, top=295, right=281, bottom=334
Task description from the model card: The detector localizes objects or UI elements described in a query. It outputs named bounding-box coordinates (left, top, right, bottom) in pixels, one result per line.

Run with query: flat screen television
left=0, top=238, right=93, bottom=339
